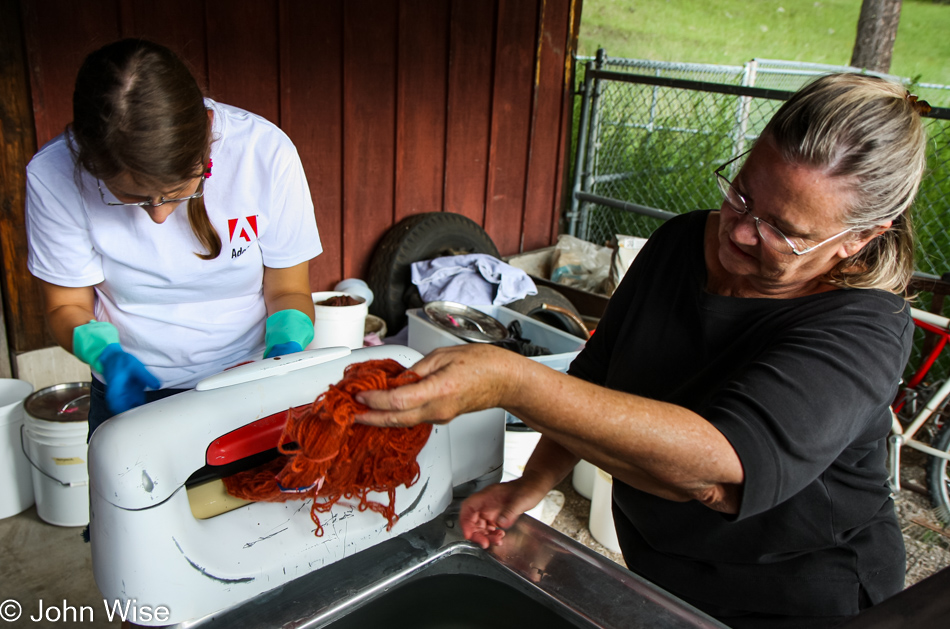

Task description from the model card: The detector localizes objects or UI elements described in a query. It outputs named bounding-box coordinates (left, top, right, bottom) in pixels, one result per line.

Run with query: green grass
left=578, top=0, right=950, bottom=87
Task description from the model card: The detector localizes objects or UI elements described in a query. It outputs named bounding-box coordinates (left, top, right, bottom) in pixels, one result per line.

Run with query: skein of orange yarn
left=222, top=359, right=432, bottom=536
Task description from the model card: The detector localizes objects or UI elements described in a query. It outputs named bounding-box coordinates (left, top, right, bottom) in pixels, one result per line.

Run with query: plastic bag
left=550, top=235, right=612, bottom=294
left=604, top=235, right=648, bottom=295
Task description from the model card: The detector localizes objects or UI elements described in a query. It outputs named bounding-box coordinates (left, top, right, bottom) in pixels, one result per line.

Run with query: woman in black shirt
left=357, top=73, right=928, bottom=628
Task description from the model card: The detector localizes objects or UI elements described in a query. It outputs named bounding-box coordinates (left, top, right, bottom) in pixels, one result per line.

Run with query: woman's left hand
left=355, top=344, right=522, bottom=427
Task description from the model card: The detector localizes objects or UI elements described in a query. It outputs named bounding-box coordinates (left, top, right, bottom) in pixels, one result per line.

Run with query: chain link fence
left=582, top=54, right=950, bottom=107
left=568, top=52, right=950, bottom=378
left=569, top=53, right=950, bottom=279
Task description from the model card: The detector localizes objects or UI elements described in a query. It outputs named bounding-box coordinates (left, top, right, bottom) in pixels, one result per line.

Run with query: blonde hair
left=763, top=73, right=927, bottom=294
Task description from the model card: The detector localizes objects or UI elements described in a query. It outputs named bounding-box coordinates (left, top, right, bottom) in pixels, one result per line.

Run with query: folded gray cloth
left=411, top=254, right=537, bottom=306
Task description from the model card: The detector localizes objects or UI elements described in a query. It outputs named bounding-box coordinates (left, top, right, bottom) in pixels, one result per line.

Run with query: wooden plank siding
left=484, top=0, right=538, bottom=255
left=524, top=0, right=574, bottom=252
left=342, top=0, right=399, bottom=279
left=444, top=0, right=496, bottom=226
left=206, top=0, right=281, bottom=124
left=279, top=0, right=345, bottom=294
left=0, top=0, right=53, bottom=356
left=0, top=0, right=581, bottom=355
left=118, top=0, right=210, bottom=92
left=394, top=0, right=449, bottom=223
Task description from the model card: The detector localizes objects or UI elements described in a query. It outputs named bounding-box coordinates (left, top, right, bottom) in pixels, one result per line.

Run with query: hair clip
left=905, top=91, right=932, bottom=115
left=204, top=158, right=213, bottom=179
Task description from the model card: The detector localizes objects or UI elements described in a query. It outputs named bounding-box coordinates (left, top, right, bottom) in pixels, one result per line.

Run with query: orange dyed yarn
left=223, top=359, right=431, bottom=536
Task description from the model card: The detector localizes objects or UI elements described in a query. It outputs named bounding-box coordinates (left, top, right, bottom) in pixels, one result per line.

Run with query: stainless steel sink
left=183, top=502, right=728, bottom=628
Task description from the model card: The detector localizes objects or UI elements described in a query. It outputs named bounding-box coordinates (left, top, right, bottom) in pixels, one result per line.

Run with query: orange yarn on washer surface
left=222, top=359, right=432, bottom=536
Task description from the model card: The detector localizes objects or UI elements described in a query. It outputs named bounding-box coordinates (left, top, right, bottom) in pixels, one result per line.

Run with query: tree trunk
left=850, top=0, right=903, bottom=73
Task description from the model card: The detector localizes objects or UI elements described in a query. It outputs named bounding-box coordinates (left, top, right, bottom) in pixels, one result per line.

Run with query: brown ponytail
left=187, top=195, right=222, bottom=260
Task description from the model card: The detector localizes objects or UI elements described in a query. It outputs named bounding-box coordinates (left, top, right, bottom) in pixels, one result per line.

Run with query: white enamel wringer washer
left=88, top=345, right=505, bottom=625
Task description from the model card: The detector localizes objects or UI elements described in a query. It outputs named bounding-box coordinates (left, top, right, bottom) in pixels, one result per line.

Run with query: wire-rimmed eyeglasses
left=714, top=151, right=854, bottom=256
left=97, top=177, right=205, bottom=208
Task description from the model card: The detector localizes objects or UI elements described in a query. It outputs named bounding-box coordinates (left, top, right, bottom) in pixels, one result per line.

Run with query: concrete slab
left=0, top=506, right=119, bottom=628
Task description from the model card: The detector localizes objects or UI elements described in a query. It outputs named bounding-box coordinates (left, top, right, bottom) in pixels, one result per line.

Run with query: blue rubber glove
left=98, top=343, right=161, bottom=415
left=264, top=341, right=303, bottom=358
left=264, top=309, right=314, bottom=358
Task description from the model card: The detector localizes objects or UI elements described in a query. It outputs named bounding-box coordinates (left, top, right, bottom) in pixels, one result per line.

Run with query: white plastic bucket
left=589, top=467, right=621, bottom=553
left=23, top=383, right=91, bottom=527
left=0, top=379, right=35, bottom=519
left=308, top=291, right=369, bottom=350
left=502, top=428, right=542, bottom=482
left=572, top=459, right=596, bottom=499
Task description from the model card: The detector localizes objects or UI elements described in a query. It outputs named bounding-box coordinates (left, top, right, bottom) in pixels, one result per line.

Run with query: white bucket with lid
left=307, top=291, right=369, bottom=350
left=23, top=382, right=91, bottom=527
left=0, top=379, right=35, bottom=519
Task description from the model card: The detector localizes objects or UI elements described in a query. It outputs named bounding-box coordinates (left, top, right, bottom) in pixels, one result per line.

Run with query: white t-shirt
left=26, top=100, right=323, bottom=389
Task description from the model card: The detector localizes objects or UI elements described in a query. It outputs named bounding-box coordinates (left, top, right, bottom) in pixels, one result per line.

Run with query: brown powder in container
left=316, top=295, right=364, bottom=307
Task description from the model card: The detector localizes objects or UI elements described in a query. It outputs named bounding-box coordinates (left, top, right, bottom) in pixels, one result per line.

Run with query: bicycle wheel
left=925, top=422, right=950, bottom=523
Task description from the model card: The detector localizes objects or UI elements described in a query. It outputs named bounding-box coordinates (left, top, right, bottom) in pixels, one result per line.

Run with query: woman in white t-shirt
left=26, top=39, right=323, bottom=437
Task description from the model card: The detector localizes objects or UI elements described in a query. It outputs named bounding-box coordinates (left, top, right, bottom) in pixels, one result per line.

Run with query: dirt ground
left=892, top=448, right=950, bottom=586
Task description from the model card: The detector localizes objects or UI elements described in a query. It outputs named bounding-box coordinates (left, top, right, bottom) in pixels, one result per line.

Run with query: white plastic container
left=502, top=429, right=542, bottom=482
left=589, top=467, right=621, bottom=553
left=407, top=305, right=585, bottom=373
left=23, top=383, right=91, bottom=527
left=0, top=379, right=35, bottom=519
left=308, top=291, right=369, bottom=350
left=572, top=459, right=596, bottom=500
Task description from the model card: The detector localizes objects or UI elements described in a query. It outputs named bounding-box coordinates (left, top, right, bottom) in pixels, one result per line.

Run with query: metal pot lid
left=24, top=382, right=91, bottom=422
left=423, top=301, right=508, bottom=343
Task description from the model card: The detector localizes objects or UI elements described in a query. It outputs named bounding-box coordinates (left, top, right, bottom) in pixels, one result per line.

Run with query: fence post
left=578, top=48, right=606, bottom=241
left=648, top=67, right=660, bottom=134
left=732, top=59, right=758, bottom=160
left=568, top=60, right=595, bottom=238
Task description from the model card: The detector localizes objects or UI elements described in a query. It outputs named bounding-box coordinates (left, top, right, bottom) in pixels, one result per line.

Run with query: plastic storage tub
left=407, top=305, right=585, bottom=373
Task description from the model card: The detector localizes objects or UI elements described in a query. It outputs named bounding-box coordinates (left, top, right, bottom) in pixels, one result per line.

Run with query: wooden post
left=0, top=0, right=53, bottom=363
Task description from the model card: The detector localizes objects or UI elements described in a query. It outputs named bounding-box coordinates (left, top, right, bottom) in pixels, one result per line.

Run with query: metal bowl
left=423, top=301, right=508, bottom=343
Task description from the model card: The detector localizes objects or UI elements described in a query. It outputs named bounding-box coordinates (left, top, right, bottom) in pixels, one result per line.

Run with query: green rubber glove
left=73, top=320, right=121, bottom=373
left=264, top=309, right=315, bottom=358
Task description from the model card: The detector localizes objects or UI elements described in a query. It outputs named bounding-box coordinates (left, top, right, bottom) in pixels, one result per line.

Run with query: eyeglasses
left=97, top=177, right=205, bottom=208
left=714, top=151, right=854, bottom=256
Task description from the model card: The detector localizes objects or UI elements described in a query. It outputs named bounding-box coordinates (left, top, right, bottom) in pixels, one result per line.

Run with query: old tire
left=367, top=212, right=500, bottom=332
left=505, top=286, right=587, bottom=339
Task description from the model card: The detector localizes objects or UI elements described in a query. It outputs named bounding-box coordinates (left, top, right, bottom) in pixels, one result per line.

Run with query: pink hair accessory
left=204, top=158, right=213, bottom=179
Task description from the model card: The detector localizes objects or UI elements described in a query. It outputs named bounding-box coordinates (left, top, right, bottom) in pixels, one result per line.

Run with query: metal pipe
left=573, top=192, right=676, bottom=222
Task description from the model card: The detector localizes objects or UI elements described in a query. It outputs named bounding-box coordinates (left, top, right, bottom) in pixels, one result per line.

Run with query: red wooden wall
left=0, top=0, right=582, bottom=354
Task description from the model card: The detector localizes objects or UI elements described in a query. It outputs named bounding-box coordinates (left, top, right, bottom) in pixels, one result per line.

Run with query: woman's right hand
left=460, top=474, right=552, bottom=549
left=356, top=344, right=524, bottom=427
left=99, top=344, right=161, bottom=414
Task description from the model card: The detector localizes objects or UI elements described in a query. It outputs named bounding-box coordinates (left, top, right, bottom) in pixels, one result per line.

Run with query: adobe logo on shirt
left=228, top=215, right=259, bottom=259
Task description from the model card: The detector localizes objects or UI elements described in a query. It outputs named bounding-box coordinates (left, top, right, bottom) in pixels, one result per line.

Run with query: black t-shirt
left=569, top=210, right=913, bottom=618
